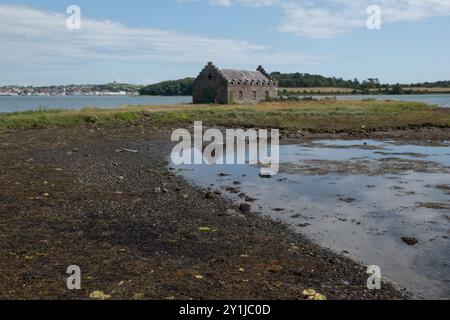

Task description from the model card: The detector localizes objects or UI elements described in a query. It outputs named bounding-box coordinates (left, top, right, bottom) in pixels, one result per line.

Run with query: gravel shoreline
left=2, top=125, right=441, bottom=299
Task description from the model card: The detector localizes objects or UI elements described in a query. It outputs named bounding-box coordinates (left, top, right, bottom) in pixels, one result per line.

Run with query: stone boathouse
left=193, top=62, right=277, bottom=104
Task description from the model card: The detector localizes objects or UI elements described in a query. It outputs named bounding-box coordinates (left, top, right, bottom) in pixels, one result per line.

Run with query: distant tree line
left=138, top=74, right=450, bottom=96
left=270, top=72, right=360, bottom=88
left=139, top=78, right=194, bottom=96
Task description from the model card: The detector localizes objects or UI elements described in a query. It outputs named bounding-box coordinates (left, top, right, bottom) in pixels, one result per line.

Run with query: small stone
left=239, top=203, right=251, bottom=213
left=89, top=291, right=111, bottom=300
left=302, top=289, right=327, bottom=301
left=205, top=191, right=215, bottom=199
left=402, top=237, right=418, bottom=246
left=154, top=187, right=162, bottom=193
left=298, top=223, right=311, bottom=228
left=226, top=209, right=238, bottom=216
left=218, top=173, right=231, bottom=177
left=123, top=149, right=139, bottom=153
left=85, top=115, right=99, bottom=124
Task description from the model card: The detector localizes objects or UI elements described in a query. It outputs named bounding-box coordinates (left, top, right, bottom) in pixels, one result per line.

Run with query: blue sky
left=1, top=0, right=449, bottom=85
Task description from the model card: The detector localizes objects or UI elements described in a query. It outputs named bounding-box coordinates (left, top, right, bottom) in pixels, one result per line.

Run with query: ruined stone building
left=193, top=62, right=278, bottom=104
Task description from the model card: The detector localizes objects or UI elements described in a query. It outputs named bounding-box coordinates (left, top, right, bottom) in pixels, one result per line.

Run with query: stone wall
left=228, top=84, right=277, bottom=104
left=192, top=63, right=229, bottom=104
left=193, top=62, right=278, bottom=104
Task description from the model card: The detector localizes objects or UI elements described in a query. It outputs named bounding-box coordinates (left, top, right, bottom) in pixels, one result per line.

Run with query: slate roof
left=220, top=69, right=270, bottom=83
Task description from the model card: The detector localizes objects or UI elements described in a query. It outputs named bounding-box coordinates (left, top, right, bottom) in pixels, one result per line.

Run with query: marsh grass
left=1, top=100, right=449, bottom=132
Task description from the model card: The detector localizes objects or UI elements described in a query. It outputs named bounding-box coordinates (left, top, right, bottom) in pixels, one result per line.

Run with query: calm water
left=1, top=94, right=450, bottom=113
left=316, top=94, right=450, bottom=107
left=0, top=95, right=192, bottom=113
left=172, top=140, right=450, bottom=299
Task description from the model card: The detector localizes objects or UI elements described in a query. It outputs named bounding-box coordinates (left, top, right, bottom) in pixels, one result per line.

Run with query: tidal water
left=0, top=95, right=192, bottom=113
left=172, top=140, right=450, bottom=299
left=316, top=94, right=450, bottom=108
left=1, top=94, right=450, bottom=113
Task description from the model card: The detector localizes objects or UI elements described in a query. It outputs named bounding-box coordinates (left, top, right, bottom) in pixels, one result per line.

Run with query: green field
left=1, top=100, right=449, bottom=132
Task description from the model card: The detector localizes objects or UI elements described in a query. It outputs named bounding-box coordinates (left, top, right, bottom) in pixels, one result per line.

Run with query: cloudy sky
left=1, top=0, right=449, bottom=85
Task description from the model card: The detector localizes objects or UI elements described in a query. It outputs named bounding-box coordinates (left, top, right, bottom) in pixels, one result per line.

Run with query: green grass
left=1, top=100, right=449, bottom=132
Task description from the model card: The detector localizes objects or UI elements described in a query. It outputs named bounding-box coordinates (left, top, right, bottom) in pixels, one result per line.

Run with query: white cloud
left=205, top=0, right=450, bottom=38
left=209, top=0, right=281, bottom=6
left=0, top=4, right=321, bottom=72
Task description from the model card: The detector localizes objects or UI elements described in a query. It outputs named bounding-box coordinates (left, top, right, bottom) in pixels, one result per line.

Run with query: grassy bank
left=1, top=100, right=449, bottom=132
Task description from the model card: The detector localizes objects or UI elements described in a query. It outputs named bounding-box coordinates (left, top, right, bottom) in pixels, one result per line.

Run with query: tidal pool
left=171, top=140, right=450, bottom=299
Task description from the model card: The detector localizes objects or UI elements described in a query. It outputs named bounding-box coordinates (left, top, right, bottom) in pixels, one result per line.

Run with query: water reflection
left=172, top=140, right=450, bottom=299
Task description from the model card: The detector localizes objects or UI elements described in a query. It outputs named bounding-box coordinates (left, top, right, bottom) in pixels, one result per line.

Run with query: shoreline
left=1, top=100, right=449, bottom=299
left=0, top=126, right=410, bottom=300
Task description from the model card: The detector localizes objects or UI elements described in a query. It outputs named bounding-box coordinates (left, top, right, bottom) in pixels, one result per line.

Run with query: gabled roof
left=196, top=62, right=276, bottom=86
left=220, top=69, right=269, bottom=83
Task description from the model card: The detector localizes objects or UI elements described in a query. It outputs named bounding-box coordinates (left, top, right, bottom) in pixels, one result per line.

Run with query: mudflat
left=0, top=125, right=421, bottom=300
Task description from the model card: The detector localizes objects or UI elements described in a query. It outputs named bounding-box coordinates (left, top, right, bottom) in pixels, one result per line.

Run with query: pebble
left=205, top=191, right=215, bottom=199
left=401, top=237, right=418, bottom=246
left=239, top=203, right=251, bottom=213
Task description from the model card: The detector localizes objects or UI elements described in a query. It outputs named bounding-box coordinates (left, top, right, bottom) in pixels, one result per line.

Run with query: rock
left=226, top=209, right=239, bottom=216
left=218, top=173, right=231, bottom=177
left=245, top=196, right=257, bottom=202
left=123, top=149, right=139, bottom=153
left=116, top=148, right=139, bottom=153
left=205, top=191, right=215, bottom=199
left=89, top=290, right=111, bottom=300
left=85, top=115, right=99, bottom=124
left=154, top=187, right=162, bottom=193
left=234, top=213, right=247, bottom=221
left=298, top=223, right=311, bottom=228
left=162, top=188, right=169, bottom=193
left=225, top=186, right=240, bottom=194
left=223, top=209, right=247, bottom=221
left=401, top=237, right=418, bottom=246
left=302, top=289, right=327, bottom=300
left=239, top=203, right=251, bottom=213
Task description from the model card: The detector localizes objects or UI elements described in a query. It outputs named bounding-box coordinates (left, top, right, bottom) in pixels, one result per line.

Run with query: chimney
left=257, top=65, right=270, bottom=80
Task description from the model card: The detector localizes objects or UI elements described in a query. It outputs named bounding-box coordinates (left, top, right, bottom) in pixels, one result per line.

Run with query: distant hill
left=91, top=83, right=144, bottom=92
left=140, top=78, right=194, bottom=96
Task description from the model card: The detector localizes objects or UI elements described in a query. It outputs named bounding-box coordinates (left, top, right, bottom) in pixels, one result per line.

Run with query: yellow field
left=280, top=87, right=450, bottom=94
left=408, top=87, right=450, bottom=93
left=280, top=87, right=354, bottom=94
